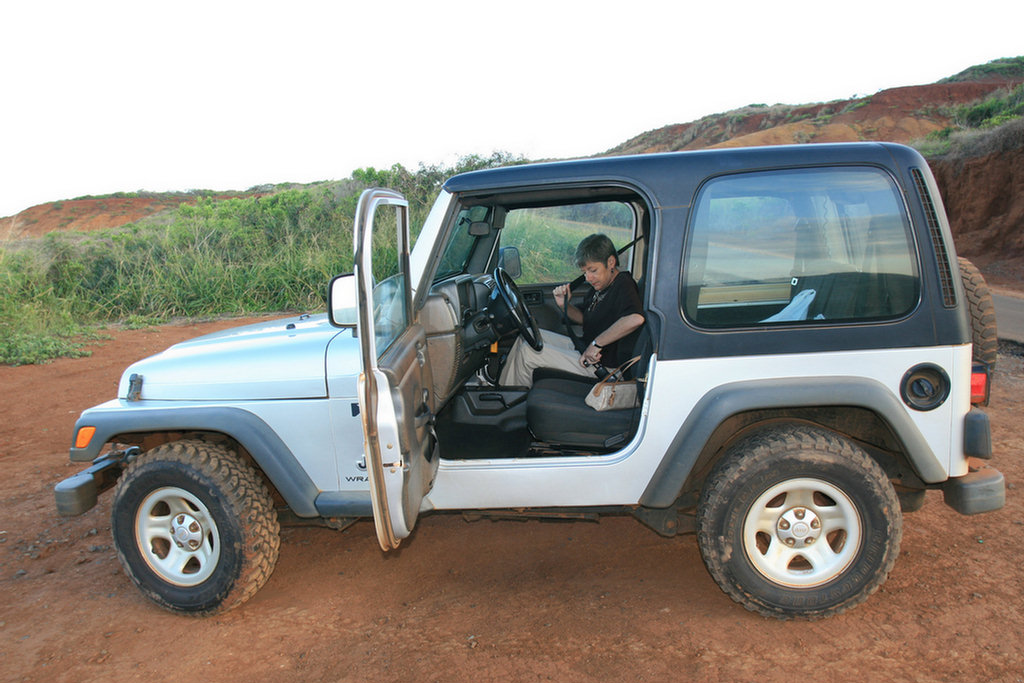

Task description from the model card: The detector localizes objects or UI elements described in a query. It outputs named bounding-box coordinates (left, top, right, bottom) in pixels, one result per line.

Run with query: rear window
left=682, top=167, right=919, bottom=328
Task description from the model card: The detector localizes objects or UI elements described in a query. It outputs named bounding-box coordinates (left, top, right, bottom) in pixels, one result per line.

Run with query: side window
left=369, top=203, right=410, bottom=358
left=501, top=202, right=635, bottom=283
left=683, top=167, right=918, bottom=328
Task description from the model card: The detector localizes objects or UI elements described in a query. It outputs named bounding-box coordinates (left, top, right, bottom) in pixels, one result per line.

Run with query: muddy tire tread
left=697, top=424, right=902, bottom=620
left=112, top=439, right=280, bottom=615
left=958, top=257, right=998, bottom=368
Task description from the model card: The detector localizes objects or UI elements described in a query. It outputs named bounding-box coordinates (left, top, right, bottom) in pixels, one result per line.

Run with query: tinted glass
left=684, top=167, right=918, bottom=328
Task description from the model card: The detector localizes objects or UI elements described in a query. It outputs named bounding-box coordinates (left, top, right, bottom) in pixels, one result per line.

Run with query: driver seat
left=526, top=326, right=651, bottom=450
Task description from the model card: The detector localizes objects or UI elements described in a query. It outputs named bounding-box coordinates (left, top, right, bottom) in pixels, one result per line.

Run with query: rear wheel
left=697, top=425, right=901, bottom=620
left=111, top=439, right=280, bottom=615
left=958, top=257, right=997, bottom=368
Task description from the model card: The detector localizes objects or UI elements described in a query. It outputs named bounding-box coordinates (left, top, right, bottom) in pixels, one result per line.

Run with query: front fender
left=639, top=376, right=945, bottom=508
left=70, top=404, right=320, bottom=517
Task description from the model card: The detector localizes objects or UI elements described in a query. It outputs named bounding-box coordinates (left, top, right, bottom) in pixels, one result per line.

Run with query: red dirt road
left=1, top=319, right=1022, bottom=682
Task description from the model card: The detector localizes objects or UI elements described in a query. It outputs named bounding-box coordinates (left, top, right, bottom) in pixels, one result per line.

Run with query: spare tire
left=958, top=257, right=998, bottom=369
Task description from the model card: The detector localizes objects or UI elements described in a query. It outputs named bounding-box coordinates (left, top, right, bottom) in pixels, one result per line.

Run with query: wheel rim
left=742, top=477, right=862, bottom=588
left=135, top=486, right=220, bottom=587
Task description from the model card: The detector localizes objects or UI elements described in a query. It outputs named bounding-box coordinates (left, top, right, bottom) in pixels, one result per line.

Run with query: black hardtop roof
left=443, top=142, right=924, bottom=201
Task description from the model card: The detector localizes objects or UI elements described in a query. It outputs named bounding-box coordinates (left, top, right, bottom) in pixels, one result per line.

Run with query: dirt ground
left=1, top=317, right=1022, bottom=683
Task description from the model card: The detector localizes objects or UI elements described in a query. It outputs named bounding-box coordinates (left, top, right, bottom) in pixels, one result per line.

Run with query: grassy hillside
left=0, top=154, right=519, bottom=365
left=915, top=81, right=1024, bottom=156
left=608, top=57, right=1024, bottom=156
left=939, top=56, right=1024, bottom=83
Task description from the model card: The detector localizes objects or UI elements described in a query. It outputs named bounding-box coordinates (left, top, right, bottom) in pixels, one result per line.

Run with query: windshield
left=434, top=205, right=489, bottom=281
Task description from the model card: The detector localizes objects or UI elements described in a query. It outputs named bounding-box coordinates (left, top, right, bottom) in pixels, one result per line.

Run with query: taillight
left=971, top=362, right=990, bottom=406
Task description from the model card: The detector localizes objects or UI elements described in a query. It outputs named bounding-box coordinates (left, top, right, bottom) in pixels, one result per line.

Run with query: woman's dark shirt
left=581, top=271, right=643, bottom=368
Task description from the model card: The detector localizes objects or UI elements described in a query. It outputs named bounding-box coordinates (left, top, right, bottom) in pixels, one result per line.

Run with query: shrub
left=1, top=153, right=524, bottom=364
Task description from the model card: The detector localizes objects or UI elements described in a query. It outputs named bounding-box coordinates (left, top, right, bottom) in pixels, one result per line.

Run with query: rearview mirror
left=328, top=273, right=357, bottom=327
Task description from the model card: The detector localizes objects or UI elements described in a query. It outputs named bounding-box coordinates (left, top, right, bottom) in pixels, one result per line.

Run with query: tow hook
left=54, top=447, right=140, bottom=517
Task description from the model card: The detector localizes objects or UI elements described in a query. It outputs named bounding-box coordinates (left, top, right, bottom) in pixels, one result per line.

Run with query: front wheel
left=697, top=425, right=901, bottom=619
left=111, top=439, right=280, bottom=615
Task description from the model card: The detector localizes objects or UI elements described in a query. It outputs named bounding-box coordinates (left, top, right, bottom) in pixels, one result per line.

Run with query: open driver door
left=331, top=188, right=437, bottom=550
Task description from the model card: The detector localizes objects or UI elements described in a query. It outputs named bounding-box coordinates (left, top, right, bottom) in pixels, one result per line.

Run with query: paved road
left=994, top=292, right=1024, bottom=344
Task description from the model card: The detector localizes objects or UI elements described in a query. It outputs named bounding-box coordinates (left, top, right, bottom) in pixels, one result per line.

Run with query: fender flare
left=71, top=406, right=321, bottom=517
left=639, top=376, right=945, bottom=508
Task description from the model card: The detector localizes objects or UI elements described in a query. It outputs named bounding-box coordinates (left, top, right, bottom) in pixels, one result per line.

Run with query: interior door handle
left=524, top=291, right=543, bottom=305
left=414, top=403, right=432, bottom=428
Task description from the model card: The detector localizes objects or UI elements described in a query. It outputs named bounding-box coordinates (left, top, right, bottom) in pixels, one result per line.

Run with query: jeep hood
left=117, top=314, right=347, bottom=400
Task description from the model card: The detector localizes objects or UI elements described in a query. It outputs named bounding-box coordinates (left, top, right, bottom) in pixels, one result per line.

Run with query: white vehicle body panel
left=117, top=314, right=341, bottom=401
left=424, top=345, right=970, bottom=510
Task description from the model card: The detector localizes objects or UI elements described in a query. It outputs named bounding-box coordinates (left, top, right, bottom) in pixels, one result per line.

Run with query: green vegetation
left=839, top=97, right=871, bottom=115
left=0, top=153, right=520, bottom=365
left=940, top=56, right=1024, bottom=83
left=913, top=83, right=1024, bottom=157
left=955, top=83, right=1024, bottom=128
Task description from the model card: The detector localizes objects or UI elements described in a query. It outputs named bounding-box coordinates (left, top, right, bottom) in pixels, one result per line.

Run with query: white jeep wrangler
left=56, top=143, right=1004, bottom=619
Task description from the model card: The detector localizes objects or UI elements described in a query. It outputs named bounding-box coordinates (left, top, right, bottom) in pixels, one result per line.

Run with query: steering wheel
left=493, top=267, right=543, bottom=351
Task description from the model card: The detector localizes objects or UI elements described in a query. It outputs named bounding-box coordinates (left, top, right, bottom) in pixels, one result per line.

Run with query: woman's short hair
left=574, top=234, right=617, bottom=268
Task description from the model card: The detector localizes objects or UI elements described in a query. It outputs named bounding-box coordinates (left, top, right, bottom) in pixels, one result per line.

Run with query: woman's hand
left=580, top=344, right=602, bottom=367
left=553, top=283, right=572, bottom=308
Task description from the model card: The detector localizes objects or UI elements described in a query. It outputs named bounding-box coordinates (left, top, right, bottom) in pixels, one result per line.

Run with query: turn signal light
left=970, top=362, right=990, bottom=406
left=74, top=426, right=96, bottom=449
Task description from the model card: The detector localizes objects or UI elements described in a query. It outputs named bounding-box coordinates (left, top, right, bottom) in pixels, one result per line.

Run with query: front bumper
left=942, top=467, right=1005, bottom=515
left=54, top=448, right=136, bottom=516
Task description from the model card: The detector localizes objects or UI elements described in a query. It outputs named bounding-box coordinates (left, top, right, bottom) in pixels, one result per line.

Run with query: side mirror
left=499, top=246, right=522, bottom=280
left=328, top=273, right=357, bottom=327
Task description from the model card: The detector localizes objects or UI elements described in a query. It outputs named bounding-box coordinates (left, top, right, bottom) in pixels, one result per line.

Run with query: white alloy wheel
left=742, top=478, right=861, bottom=587
left=135, top=486, right=221, bottom=586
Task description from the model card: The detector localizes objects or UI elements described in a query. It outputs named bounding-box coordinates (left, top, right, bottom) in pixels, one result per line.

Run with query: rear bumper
left=942, top=467, right=1005, bottom=515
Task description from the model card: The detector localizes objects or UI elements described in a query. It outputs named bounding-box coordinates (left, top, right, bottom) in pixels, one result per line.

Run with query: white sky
left=1, top=0, right=1021, bottom=218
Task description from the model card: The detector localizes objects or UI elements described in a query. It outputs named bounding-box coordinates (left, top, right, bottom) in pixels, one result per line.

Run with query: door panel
left=353, top=189, right=435, bottom=551
left=377, top=324, right=436, bottom=534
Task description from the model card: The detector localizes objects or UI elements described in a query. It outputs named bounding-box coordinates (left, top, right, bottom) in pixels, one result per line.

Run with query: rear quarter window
left=683, top=167, right=919, bottom=328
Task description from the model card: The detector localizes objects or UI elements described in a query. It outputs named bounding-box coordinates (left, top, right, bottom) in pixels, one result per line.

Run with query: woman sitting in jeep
left=499, top=233, right=644, bottom=387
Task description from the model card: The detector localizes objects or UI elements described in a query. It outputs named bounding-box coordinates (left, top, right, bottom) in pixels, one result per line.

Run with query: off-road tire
left=697, top=425, right=901, bottom=620
left=111, top=439, right=280, bottom=615
left=958, top=257, right=998, bottom=369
